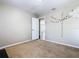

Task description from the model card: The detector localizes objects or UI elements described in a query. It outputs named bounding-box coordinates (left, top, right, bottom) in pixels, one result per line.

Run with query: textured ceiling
left=1, top=0, right=79, bottom=17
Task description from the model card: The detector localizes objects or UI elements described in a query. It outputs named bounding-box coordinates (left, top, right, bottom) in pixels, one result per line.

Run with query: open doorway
left=40, top=19, right=45, bottom=40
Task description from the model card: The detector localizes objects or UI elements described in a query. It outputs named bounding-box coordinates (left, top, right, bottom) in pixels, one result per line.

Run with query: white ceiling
left=2, top=0, right=79, bottom=17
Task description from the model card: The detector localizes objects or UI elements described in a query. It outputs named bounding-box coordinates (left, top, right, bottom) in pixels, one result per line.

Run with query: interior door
left=32, top=18, right=39, bottom=40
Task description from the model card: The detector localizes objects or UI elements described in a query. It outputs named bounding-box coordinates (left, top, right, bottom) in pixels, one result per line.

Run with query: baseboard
left=0, top=40, right=31, bottom=50
left=0, top=39, right=79, bottom=50
left=45, top=40, right=79, bottom=49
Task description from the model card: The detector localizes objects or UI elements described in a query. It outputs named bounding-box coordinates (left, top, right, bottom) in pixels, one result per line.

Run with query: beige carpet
left=6, top=40, right=79, bottom=58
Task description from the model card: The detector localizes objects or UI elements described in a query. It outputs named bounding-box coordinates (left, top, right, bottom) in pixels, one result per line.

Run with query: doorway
left=32, top=17, right=45, bottom=40
left=40, top=19, right=45, bottom=40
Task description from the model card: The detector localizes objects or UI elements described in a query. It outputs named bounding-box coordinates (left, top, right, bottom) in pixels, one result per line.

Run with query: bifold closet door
left=32, top=18, right=39, bottom=40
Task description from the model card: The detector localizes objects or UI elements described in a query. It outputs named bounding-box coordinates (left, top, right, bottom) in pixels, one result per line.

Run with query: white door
left=32, top=18, right=39, bottom=40
left=40, top=19, right=45, bottom=40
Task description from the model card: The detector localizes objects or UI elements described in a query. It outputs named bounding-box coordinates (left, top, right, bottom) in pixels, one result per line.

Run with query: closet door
left=32, top=18, right=39, bottom=40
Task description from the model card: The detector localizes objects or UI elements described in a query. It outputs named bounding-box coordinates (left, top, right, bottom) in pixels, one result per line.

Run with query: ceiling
left=1, top=0, right=79, bottom=17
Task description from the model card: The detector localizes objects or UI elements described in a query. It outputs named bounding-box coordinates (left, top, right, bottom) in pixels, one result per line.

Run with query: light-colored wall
left=45, top=11, right=63, bottom=43
left=63, top=13, right=79, bottom=47
left=0, top=5, right=32, bottom=48
left=41, top=4, right=79, bottom=48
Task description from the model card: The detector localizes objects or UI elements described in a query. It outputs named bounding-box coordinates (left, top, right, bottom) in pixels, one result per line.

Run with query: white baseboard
left=0, top=40, right=31, bottom=50
left=45, top=40, right=79, bottom=49
left=0, top=39, right=79, bottom=50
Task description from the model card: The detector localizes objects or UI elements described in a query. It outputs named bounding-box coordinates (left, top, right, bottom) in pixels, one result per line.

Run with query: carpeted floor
left=5, top=40, right=79, bottom=58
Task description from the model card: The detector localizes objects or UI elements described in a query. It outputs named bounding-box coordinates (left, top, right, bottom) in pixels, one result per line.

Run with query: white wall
left=0, top=4, right=32, bottom=48
left=41, top=5, right=79, bottom=48
left=63, top=15, right=79, bottom=47
left=45, top=12, right=62, bottom=42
